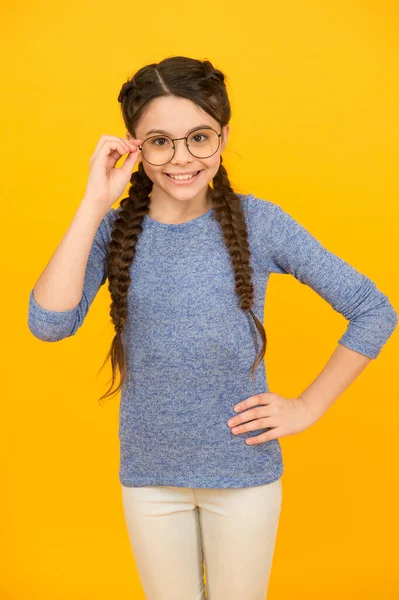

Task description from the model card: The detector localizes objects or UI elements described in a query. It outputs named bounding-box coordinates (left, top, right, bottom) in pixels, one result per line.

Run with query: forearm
left=297, top=343, right=372, bottom=420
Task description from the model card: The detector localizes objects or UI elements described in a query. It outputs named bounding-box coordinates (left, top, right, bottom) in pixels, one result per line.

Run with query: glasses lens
left=141, top=128, right=220, bottom=165
left=141, top=135, right=174, bottom=166
left=188, top=128, right=220, bottom=158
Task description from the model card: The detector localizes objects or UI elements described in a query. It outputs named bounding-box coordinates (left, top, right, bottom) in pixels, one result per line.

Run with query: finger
left=233, top=392, right=274, bottom=413
left=124, top=141, right=142, bottom=158
left=229, top=406, right=270, bottom=426
left=246, top=429, right=280, bottom=445
left=90, top=141, right=128, bottom=167
left=90, top=135, right=121, bottom=162
left=126, top=138, right=143, bottom=150
left=94, top=140, right=131, bottom=167
left=120, top=147, right=141, bottom=176
left=114, top=138, right=143, bottom=159
left=90, top=135, right=131, bottom=164
left=231, top=417, right=273, bottom=434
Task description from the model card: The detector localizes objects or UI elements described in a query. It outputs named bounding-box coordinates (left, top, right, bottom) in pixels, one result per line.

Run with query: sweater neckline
left=143, top=206, right=215, bottom=230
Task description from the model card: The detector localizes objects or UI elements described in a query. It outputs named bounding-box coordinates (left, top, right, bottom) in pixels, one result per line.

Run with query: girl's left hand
left=227, top=392, right=319, bottom=445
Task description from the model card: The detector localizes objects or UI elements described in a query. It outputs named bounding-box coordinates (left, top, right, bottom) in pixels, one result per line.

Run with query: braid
left=97, top=162, right=153, bottom=404
left=212, top=156, right=267, bottom=383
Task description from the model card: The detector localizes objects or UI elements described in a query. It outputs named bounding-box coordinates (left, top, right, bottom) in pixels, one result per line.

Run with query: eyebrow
left=145, top=124, right=212, bottom=136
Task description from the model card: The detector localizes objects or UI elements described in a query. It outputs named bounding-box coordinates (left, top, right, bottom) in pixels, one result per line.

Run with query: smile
left=164, top=170, right=203, bottom=185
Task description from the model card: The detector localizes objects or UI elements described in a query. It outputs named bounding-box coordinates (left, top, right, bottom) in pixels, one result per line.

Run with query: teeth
left=167, top=171, right=199, bottom=180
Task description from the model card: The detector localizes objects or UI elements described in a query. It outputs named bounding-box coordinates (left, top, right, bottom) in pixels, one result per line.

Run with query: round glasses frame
left=138, top=126, right=222, bottom=166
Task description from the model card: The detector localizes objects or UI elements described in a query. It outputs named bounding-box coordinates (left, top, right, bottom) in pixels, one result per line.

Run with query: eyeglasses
left=138, top=126, right=222, bottom=166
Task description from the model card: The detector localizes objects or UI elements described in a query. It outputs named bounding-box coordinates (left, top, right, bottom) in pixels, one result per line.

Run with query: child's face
left=129, top=95, right=229, bottom=204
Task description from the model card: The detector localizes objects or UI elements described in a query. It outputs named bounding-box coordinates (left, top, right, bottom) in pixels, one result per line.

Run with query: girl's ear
left=221, top=124, right=230, bottom=152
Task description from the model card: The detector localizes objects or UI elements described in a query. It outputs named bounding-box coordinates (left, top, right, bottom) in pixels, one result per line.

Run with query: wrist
left=80, top=194, right=110, bottom=217
left=297, top=394, right=325, bottom=421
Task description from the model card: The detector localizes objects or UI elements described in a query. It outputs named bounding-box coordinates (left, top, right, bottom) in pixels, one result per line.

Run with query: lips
left=165, top=170, right=201, bottom=177
left=163, top=169, right=203, bottom=185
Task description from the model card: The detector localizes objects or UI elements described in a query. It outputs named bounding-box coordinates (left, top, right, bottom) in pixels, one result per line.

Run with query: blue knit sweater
left=28, top=194, right=398, bottom=488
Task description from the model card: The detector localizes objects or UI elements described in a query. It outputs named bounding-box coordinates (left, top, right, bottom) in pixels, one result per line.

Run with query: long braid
left=212, top=156, right=267, bottom=383
left=97, top=162, right=153, bottom=404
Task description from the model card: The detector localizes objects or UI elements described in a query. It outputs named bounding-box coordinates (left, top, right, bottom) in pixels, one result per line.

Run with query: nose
left=171, top=138, right=193, bottom=163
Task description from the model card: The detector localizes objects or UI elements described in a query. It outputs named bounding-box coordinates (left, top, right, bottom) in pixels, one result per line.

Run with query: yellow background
left=2, top=0, right=398, bottom=598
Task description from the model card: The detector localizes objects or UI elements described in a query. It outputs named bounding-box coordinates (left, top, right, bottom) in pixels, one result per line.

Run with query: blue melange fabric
left=28, top=193, right=398, bottom=488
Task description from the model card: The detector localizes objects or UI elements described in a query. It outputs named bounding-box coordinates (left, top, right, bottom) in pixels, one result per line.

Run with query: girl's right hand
left=84, top=134, right=143, bottom=209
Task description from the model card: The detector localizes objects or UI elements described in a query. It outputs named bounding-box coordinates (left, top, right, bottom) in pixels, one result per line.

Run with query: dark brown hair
left=97, top=56, right=267, bottom=404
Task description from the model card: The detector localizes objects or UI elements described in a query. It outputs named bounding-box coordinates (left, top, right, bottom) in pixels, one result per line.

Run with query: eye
left=191, top=134, right=208, bottom=143
left=151, top=137, right=170, bottom=146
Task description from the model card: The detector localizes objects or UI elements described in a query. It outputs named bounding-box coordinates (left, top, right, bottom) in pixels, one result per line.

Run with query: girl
left=28, top=56, right=398, bottom=600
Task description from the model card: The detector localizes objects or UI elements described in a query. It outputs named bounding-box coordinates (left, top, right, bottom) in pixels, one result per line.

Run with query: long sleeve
left=246, top=194, right=398, bottom=359
left=28, top=207, right=118, bottom=342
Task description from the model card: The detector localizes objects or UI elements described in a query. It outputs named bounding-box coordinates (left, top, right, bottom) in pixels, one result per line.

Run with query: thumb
left=120, top=149, right=140, bottom=177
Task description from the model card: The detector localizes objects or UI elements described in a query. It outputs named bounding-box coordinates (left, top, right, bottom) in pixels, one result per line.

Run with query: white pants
left=121, top=478, right=283, bottom=600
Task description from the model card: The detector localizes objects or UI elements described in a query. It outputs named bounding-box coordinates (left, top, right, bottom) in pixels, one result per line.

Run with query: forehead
left=138, top=96, right=219, bottom=135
